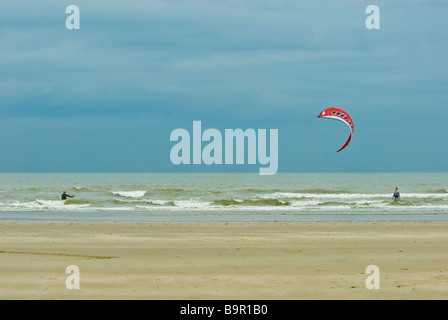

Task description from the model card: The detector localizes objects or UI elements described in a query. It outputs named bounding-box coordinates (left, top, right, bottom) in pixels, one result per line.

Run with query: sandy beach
left=0, top=221, right=447, bottom=300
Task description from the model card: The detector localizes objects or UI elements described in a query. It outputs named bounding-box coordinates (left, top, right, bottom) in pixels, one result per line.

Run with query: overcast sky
left=0, top=0, right=446, bottom=172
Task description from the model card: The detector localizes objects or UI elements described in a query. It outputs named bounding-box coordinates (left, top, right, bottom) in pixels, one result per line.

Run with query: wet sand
left=0, top=221, right=447, bottom=299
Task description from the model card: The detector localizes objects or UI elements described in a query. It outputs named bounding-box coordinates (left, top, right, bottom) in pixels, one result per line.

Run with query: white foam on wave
left=259, top=192, right=386, bottom=199
left=0, top=199, right=90, bottom=211
left=258, top=192, right=448, bottom=200
left=174, top=199, right=211, bottom=209
left=115, top=199, right=170, bottom=205
left=112, top=190, right=146, bottom=198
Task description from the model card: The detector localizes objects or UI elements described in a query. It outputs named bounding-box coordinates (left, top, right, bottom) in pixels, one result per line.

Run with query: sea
left=0, top=172, right=446, bottom=223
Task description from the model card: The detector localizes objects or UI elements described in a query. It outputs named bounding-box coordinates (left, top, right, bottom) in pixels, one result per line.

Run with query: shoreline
left=1, top=220, right=447, bottom=299
left=1, top=219, right=448, bottom=224
left=1, top=210, right=447, bottom=224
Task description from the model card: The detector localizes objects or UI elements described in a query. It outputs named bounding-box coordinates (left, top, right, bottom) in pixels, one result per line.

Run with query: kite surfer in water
left=61, top=191, right=74, bottom=200
left=392, top=187, right=400, bottom=201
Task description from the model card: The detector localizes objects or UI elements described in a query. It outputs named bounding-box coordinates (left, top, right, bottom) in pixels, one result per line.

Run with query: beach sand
left=0, top=221, right=447, bottom=300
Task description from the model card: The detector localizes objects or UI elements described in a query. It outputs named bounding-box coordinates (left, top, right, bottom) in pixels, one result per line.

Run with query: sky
left=0, top=0, right=447, bottom=173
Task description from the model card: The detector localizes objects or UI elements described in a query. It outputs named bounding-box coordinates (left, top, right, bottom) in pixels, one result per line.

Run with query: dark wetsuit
left=61, top=193, right=74, bottom=200
left=393, top=191, right=400, bottom=201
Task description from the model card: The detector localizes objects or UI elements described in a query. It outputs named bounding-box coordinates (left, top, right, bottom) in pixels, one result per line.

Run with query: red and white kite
left=318, top=107, right=354, bottom=152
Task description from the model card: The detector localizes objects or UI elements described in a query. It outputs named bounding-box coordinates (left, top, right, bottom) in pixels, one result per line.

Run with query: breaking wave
left=212, top=199, right=291, bottom=206
left=111, top=190, right=146, bottom=198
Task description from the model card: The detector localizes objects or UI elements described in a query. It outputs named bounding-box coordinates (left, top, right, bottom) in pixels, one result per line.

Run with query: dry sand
left=0, top=221, right=447, bottom=300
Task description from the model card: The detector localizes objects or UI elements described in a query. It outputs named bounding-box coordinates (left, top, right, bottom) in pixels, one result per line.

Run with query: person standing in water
left=61, top=191, right=74, bottom=200
left=392, top=187, right=400, bottom=201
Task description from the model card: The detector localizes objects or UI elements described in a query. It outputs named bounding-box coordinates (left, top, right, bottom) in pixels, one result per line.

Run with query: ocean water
left=0, top=173, right=446, bottom=222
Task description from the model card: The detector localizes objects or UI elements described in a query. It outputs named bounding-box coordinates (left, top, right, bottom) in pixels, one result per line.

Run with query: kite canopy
left=318, top=107, right=354, bottom=152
